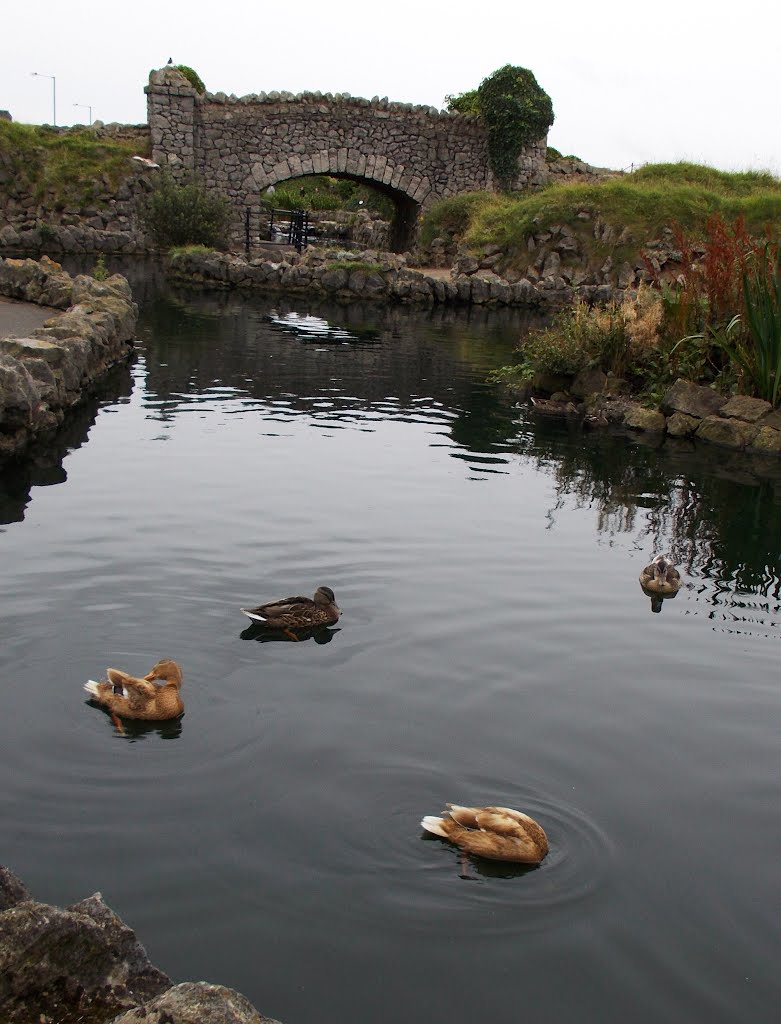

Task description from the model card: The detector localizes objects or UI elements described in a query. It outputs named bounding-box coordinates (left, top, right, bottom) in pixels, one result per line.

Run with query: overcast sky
left=3, top=0, right=778, bottom=175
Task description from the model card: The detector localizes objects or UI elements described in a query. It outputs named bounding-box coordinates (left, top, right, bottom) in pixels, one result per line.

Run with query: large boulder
left=113, top=981, right=282, bottom=1024
left=718, top=394, right=773, bottom=422
left=0, top=867, right=284, bottom=1024
left=623, top=405, right=667, bottom=433
left=662, top=378, right=726, bottom=419
left=695, top=415, right=758, bottom=449
left=0, top=880, right=171, bottom=1023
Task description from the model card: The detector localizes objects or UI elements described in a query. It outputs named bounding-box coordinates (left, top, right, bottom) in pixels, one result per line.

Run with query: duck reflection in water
left=108, top=716, right=184, bottom=742
left=639, top=554, right=682, bottom=613
left=240, top=622, right=341, bottom=644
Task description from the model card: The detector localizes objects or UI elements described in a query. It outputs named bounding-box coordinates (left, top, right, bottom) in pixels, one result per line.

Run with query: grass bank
left=421, top=162, right=781, bottom=270
left=0, top=121, right=146, bottom=207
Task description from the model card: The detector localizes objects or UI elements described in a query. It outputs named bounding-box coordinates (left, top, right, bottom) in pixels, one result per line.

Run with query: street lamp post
left=31, top=72, right=56, bottom=126
left=73, top=102, right=93, bottom=125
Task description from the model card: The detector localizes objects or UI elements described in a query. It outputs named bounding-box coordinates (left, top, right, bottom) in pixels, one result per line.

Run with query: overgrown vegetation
left=0, top=120, right=144, bottom=206
left=175, top=65, right=206, bottom=93
left=490, top=285, right=665, bottom=388
left=140, top=172, right=231, bottom=249
left=266, top=175, right=395, bottom=219
left=445, top=65, right=554, bottom=185
left=491, top=212, right=781, bottom=407
left=421, top=162, right=781, bottom=268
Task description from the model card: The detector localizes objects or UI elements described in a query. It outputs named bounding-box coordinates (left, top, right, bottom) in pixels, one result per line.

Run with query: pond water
left=2, top=270, right=780, bottom=1024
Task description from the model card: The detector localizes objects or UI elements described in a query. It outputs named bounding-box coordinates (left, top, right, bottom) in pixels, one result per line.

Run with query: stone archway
left=260, top=171, right=421, bottom=253
left=145, top=67, right=549, bottom=250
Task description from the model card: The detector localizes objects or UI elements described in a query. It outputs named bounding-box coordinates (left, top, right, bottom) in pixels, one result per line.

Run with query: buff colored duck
left=639, top=554, right=682, bottom=596
left=421, top=803, right=549, bottom=864
left=84, top=659, right=184, bottom=726
left=240, top=586, right=340, bottom=639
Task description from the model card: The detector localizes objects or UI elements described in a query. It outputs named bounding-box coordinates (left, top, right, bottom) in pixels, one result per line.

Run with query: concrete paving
left=0, top=296, right=57, bottom=338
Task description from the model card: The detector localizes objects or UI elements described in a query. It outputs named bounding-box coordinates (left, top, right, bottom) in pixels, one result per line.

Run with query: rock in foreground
left=0, top=865, right=281, bottom=1024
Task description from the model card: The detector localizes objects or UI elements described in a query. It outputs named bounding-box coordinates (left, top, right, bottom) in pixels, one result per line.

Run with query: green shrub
left=141, top=172, right=231, bottom=249
left=444, top=89, right=480, bottom=115
left=491, top=288, right=665, bottom=388
left=478, top=65, right=554, bottom=184
left=264, top=175, right=394, bottom=218
left=444, top=65, right=554, bottom=184
left=741, top=243, right=781, bottom=405
left=176, top=65, right=206, bottom=93
left=92, top=254, right=109, bottom=280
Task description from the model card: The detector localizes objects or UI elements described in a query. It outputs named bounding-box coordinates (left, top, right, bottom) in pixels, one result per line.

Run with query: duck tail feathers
left=421, top=815, right=449, bottom=838
left=241, top=608, right=267, bottom=622
left=84, top=680, right=101, bottom=698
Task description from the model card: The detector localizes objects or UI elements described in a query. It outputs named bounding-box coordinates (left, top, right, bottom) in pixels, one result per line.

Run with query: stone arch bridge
left=146, top=67, right=548, bottom=252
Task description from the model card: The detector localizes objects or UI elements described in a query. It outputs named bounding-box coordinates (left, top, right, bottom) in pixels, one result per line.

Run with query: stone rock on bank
left=0, top=256, right=137, bottom=461
left=0, top=865, right=282, bottom=1024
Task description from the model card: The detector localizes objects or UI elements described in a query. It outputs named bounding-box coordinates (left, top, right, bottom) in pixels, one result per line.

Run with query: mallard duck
left=421, top=803, right=549, bottom=864
left=84, top=659, right=184, bottom=723
left=240, top=586, right=340, bottom=639
left=639, top=554, right=682, bottom=596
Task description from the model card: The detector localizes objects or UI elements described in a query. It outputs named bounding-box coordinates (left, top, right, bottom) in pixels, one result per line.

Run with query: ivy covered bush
left=445, top=65, right=554, bottom=186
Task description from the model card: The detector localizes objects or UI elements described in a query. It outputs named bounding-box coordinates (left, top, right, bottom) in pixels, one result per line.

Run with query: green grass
left=268, top=175, right=395, bottom=218
left=0, top=121, right=146, bottom=207
left=324, top=260, right=384, bottom=274
left=169, top=244, right=218, bottom=258
left=421, top=162, right=781, bottom=270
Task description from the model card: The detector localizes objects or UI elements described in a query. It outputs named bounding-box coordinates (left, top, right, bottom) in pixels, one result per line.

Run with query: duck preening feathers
left=421, top=803, right=549, bottom=864
left=84, top=659, right=184, bottom=722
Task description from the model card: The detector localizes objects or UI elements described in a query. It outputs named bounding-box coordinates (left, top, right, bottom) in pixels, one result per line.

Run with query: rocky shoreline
left=0, top=256, right=137, bottom=461
left=528, top=371, right=781, bottom=457
left=0, top=865, right=280, bottom=1024
left=166, top=245, right=561, bottom=307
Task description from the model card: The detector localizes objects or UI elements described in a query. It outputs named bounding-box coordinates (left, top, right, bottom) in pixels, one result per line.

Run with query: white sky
left=3, top=0, right=779, bottom=175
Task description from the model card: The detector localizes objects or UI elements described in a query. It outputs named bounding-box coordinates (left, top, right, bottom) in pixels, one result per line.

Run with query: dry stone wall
left=0, top=256, right=137, bottom=460
left=0, top=125, right=154, bottom=255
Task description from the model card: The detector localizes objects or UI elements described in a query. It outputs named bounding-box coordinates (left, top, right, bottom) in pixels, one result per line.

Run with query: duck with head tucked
left=421, top=803, right=549, bottom=864
left=84, top=659, right=184, bottom=728
left=240, top=586, right=340, bottom=640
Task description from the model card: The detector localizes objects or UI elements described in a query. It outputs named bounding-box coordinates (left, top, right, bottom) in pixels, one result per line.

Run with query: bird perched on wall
left=421, top=803, right=549, bottom=864
left=167, top=57, right=173, bottom=65
left=240, top=586, right=340, bottom=639
left=84, top=659, right=184, bottom=730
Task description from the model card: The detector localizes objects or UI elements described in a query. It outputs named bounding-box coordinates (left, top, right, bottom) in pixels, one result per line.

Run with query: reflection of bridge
left=145, top=67, right=549, bottom=252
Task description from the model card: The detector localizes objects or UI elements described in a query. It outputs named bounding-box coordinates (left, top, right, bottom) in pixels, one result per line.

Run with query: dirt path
left=0, top=296, right=56, bottom=338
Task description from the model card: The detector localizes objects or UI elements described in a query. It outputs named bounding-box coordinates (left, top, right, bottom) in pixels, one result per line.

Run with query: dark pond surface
left=2, top=267, right=781, bottom=1024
